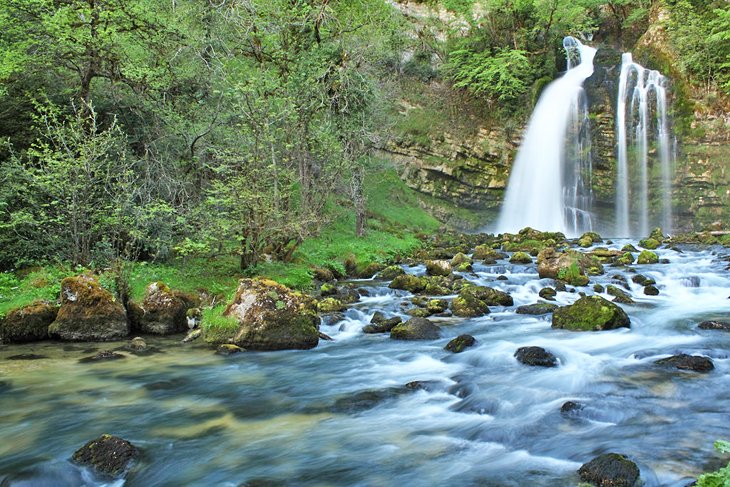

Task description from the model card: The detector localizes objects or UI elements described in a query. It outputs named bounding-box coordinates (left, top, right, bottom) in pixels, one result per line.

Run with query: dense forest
left=0, top=0, right=727, bottom=272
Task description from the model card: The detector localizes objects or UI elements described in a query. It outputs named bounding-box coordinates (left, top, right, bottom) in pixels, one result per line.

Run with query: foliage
left=697, top=440, right=730, bottom=487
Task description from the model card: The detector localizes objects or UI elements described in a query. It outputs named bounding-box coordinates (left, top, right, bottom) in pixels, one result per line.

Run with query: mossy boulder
left=472, top=245, right=504, bottom=263
left=451, top=294, right=490, bottom=318
left=72, top=434, right=139, bottom=477
left=216, top=278, right=319, bottom=351
left=516, top=302, right=559, bottom=315
left=137, top=281, right=189, bottom=335
left=637, top=250, right=659, bottom=264
left=444, top=334, right=476, bottom=353
left=389, top=274, right=427, bottom=293
left=317, top=297, right=347, bottom=313
left=427, top=299, right=449, bottom=314
left=621, top=244, right=638, bottom=252
left=49, top=276, right=128, bottom=341
left=578, top=453, right=640, bottom=487
left=578, top=235, right=594, bottom=247
left=537, top=248, right=603, bottom=286
left=617, top=252, right=635, bottom=265
left=426, top=260, right=452, bottom=277
left=579, top=232, right=603, bottom=246
left=377, top=265, right=405, bottom=280
left=352, top=261, right=386, bottom=278
left=638, top=238, right=660, bottom=250
left=466, top=286, right=514, bottom=306
left=509, top=252, right=533, bottom=264
left=649, top=227, right=665, bottom=241
left=0, top=301, right=58, bottom=344
left=643, top=285, right=659, bottom=296
left=450, top=252, right=472, bottom=267
left=390, top=317, right=441, bottom=340
left=552, top=295, right=630, bottom=331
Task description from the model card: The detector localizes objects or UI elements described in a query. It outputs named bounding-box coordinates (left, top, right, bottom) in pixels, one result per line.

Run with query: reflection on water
left=0, top=243, right=728, bottom=486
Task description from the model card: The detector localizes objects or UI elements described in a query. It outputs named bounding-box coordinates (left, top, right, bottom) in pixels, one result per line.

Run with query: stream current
left=1, top=242, right=729, bottom=486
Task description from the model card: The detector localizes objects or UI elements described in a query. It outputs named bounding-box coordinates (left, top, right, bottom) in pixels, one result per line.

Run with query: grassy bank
left=0, top=168, right=440, bottom=317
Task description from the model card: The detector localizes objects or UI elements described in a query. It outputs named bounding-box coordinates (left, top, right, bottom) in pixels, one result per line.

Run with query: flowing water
left=496, top=38, right=596, bottom=237
left=1, top=244, right=729, bottom=486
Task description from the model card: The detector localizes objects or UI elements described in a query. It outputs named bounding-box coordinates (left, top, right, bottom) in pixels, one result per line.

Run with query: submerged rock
left=79, top=350, right=125, bottom=363
left=514, top=346, right=558, bottom=367
left=390, top=317, right=441, bottom=340
left=655, top=354, right=714, bottom=373
left=331, top=387, right=409, bottom=413
left=552, top=295, right=630, bottom=331
left=578, top=453, right=640, bottom=487
left=0, top=301, right=58, bottom=344
left=516, top=302, right=559, bottom=315
left=444, top=334, right=476, bottom=353
left=698, top=320, right=730, bottom=331
left=217, top=344, right=244, bottom=355
left=72, top=434, right=139, bottom=477
left=560, top=401, right=583, bottom=415
left=209, top=278, right=319, bottom=351
left=182, top=328, right=202, bottom=343
left=128, top=337, right=147, bottom=351
left=49, top=276, right=128, bottom=341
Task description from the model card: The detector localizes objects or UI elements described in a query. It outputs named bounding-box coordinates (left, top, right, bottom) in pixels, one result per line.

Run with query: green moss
left=509, top=251, right=532, bottom=264
left=637, top=250, right=659, bottom=265
left=617, top=252, right=635, bottom=265
left=552, top=295, right=630, bottom=331
left=639, top=238, right=660, bottom=250
left=201, top=305, right=240, bottom=344
left=317, top=297, right=346, bottom=313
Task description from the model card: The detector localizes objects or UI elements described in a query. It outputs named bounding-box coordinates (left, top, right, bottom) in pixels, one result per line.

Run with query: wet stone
left=698, top=320, right=730, bottom=331
left=655, top=354, right=714, bottom=373
left=560, top=401, right=583, bottom=415
left=71, top=434, right=139, bottom=477
left=7, top=353, right=48, bottom=361
left=514, top=346, right=558, bottom=367
left=578, top=453, right=640, bottom=487
left=643, top=285, right=660, bottom=296
left=79, top=350, right=125, bottom=363
left=444, top=334, right=476, bottom=353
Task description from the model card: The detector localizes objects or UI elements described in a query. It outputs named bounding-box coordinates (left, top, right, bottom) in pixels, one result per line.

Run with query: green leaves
left=447, top=47, right=531, bottom=103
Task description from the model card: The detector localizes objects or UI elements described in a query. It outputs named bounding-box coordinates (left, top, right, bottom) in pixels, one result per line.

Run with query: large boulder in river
left=72, top=434, right=139, bottom=477
left=137, top=282, right=189, bottom=335
left=0, top=301, right=58, bottom=343
left=578, top=453, right=640, bottom=487
left=537, top=248, right=603, bottom=286
left=389, top=274, right=427, bottom=293
left=217, top=279, right=319, bottom=350
left=390, top=317, right=441, bottom=340
left=426, top=260, right=452, bottom=277
left=552, top=295, right=630, bottom=332
left=49, top=276, right=128, bottom=341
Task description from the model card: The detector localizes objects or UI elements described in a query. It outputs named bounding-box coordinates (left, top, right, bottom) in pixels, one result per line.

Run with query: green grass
left=200, top=305, right=239, bottom=344
left=0, top=166, right=441, bottom=316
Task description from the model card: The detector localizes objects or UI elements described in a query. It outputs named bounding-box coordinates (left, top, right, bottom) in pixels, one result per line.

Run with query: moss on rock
left=389, top=274, right=427, bottom=293
left=509, top=252, right=533, bottom=264
left=552, top=295, right=630, bottom=331
left=0, top=301, right=58, bottom=344
left=390, top=317, right=441, bottom=340
left=71, top=434, right=139, bottom=477
left=637, top=250, right=659, bottom=264
left=48, top=275, right=128, bottom=342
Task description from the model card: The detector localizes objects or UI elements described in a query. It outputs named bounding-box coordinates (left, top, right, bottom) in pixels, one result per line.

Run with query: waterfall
left=615, top=53, right=673, bottom=237
left=496, top=37, right=596, bottom=236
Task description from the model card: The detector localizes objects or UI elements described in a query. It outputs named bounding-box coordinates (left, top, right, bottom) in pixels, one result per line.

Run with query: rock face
left=514, top=346, right=558, bottom=367
left=656, top=354, right=714, bottom=373
left=444, top=334, right=476, bottom=353
left=72, top=434, right=139, bottom=477
left=552, top=296, right=630, bottom=331
left=578, top=453, right=640, bottom=487
left=49, top=276, right=128, bottom=341
left=390, top=317, right=441, bottom=340
left=137, top=282, right=189, bottom=335
left=0, top=301, right=58, bottom=343
left=216, top=279, right=319, bottom=351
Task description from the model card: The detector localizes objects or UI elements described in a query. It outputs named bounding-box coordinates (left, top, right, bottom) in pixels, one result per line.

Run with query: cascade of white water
left=496, top=37, right=596, bottom=236
left=615, top=54, right=672, bottom=237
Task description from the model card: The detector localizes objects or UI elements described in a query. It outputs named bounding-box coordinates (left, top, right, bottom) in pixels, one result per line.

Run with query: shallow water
left=1, top=243, right=729, bottom=486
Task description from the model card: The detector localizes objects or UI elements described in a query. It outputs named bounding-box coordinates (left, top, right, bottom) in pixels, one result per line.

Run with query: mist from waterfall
left=496, top=37, right=595, bottom=237
left=615, top=53, right=674, bottom=237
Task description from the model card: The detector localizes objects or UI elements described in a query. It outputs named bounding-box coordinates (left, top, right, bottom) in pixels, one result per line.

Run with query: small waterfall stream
left=496, top=37, right=596, bottom=236
left=616, top=53, right=674, bottom=237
